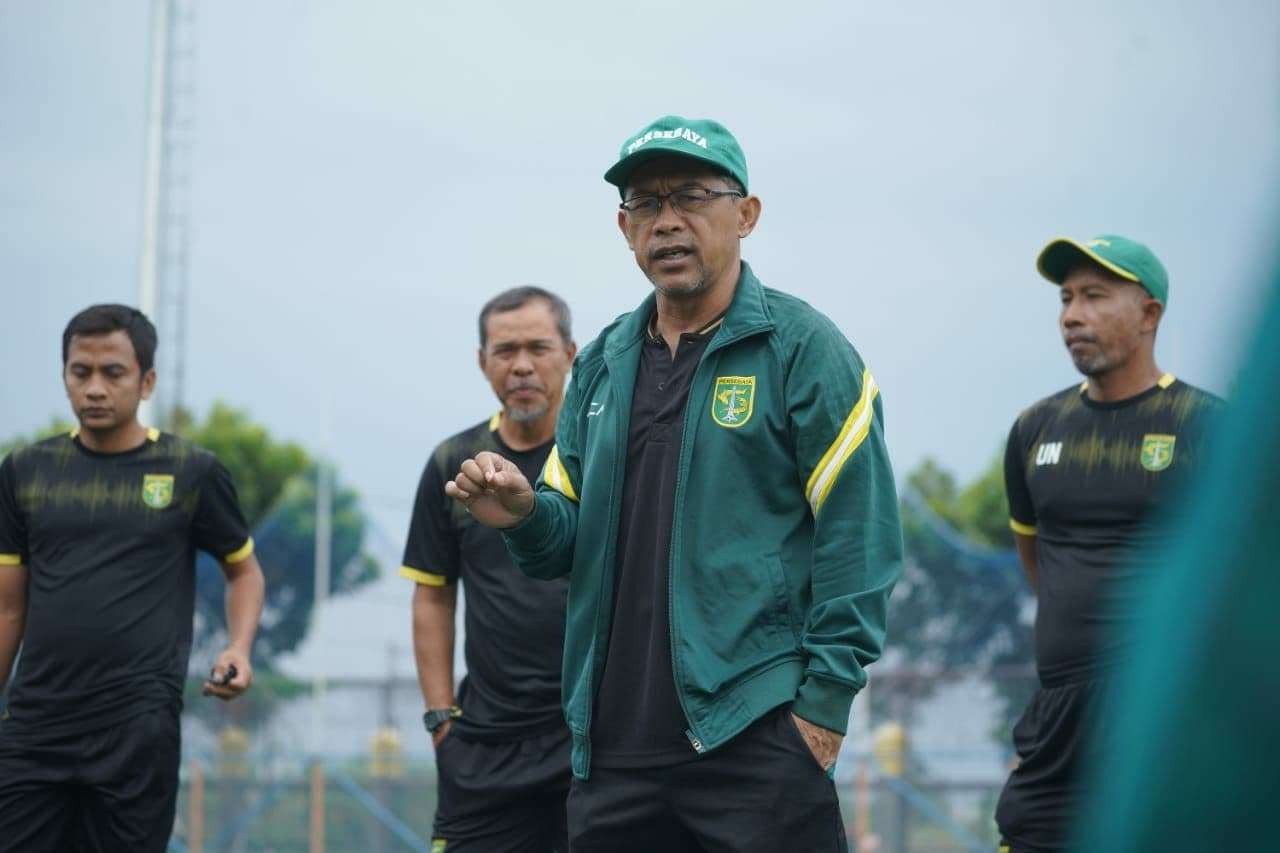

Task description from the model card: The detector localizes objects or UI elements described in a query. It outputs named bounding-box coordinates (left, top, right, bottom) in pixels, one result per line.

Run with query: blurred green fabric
left=1076, top=269, right=1280, bottom=851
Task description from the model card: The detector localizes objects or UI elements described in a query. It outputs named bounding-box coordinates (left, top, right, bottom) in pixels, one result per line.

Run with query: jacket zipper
left=670, top=325, right=771, bottom=755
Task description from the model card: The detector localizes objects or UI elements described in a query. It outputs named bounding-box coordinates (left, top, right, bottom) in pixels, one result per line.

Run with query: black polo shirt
left=400, top=419, right=567, bottom=741
left=592, top=314, right=722, bottom=768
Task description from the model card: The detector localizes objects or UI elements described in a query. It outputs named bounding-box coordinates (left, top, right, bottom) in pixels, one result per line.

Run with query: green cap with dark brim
left=1036, top=234, right=1169, bottom=305
left=604, top=115, right=748, bottom=196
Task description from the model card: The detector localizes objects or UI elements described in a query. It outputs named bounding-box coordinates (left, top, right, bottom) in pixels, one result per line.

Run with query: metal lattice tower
left=138, top=0, right=198, bottom=428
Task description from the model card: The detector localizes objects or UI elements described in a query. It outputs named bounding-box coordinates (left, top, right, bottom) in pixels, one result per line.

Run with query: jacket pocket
left=687, top=551, right=793, bottom=662
left=781, top=706, right=833, bottom=777
left=765, top=553, right=797, bottom=641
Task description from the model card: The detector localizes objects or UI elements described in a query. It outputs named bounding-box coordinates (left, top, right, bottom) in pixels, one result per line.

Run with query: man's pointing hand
left=444, top=451, right=536, bottom=529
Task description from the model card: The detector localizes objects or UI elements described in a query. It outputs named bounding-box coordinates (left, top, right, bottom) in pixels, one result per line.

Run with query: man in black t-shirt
left=0, top=305, right=265, bottom=853
left=402, top=287, right=576, bottom=852
left=995, top=237, right=1222, bottom=852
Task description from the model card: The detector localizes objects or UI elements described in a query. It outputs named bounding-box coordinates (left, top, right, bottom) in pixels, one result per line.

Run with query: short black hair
left=478, top=286, right=573, bottom=348
left=62, top=304, right=158, bottom=374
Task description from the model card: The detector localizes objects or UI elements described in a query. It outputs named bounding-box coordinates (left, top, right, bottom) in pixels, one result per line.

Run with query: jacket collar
left=605, top=261, right=775, bottom=358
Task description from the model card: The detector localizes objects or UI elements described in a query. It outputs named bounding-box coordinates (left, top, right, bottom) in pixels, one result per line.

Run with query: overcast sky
left=3, top=2, right=1277, bottom=645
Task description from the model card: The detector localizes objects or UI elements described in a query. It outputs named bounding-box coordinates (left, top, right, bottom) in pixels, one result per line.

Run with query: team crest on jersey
left=1140, top=434, right=1176, bottom=472
left=142, top=474, right=174, bottom=509
left=711, top=376, right=755, bottom=428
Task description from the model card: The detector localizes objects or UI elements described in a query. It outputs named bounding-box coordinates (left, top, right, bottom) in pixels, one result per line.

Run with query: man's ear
left=737, top=195, right=762, bottom=239
left=1141, top=297, right=1164, bottom=335
left=618, top=209, right=634, bottom=250
left=477, top=348, right=487, bottom=374
left=140, top=368, right=157, bottom=401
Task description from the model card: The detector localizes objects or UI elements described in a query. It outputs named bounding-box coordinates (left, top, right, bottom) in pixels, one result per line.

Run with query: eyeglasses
left=619, top=187, right=744, bottom=221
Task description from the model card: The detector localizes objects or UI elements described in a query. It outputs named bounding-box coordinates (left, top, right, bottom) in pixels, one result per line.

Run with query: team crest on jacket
left=142, top=474, right=174, bottom=509
left=1140, top=434, right=1176, bottom=472
left=711, top=376, right=756, bottom=428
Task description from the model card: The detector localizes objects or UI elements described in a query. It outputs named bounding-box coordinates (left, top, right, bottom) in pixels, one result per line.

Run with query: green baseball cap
left=1036, top=234, right=1169, bottom=305
left=604, top=115, right=748, bottom=195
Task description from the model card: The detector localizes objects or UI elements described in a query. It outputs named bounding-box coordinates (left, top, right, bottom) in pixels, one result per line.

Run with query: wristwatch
left=423, top=705, right=463, bottom=734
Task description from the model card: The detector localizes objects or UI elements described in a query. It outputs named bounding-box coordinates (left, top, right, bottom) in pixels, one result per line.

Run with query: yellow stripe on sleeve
left=805, top=369, right=879, bottom=514
left=1009, top=519, right=1038, bottom=536
left=541, top=445, right=579, bottom=503
left=400, top=565, right=449, bottom=587
left=0, top=554, right=22, bottom=566
left=223, top=538, right=255, bottom=564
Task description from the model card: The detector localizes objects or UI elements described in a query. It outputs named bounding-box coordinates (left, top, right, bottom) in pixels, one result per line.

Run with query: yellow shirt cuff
left=400, top=566, right=449, bottom=587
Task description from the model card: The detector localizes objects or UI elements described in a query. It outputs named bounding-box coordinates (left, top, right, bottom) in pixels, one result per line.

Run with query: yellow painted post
left=369, top=726, right=404, bottom=779
left=873, top=721, right=907, bottom=777
left=369, top=726, right=403, bottom=853
left=310, top=761, right=326, bottom=853
left=189, top=763, right=205, bottom=853
left=216, top=725, right=250, bottom=779
left=873, top=722, right=909, bottom=853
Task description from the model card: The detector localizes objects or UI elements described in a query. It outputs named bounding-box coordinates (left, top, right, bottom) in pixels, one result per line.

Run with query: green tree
left=881, top=452, right=1036, bottom=739
left=168, top=403, right=309, bottom=528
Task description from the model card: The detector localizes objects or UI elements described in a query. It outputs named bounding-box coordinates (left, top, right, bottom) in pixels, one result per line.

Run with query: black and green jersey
left=0, top=430, right=252, bottom=738
left=1004, top=375, right=1222, bottom=685
left=400, top=417, right=567, bottom=741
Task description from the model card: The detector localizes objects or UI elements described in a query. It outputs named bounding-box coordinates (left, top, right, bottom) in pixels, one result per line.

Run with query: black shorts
left=0, top=703, right=181, bottom=853
left=433, top=725, right=572, bottom=852
left=568, top=704, right=847, bottom=852
left=995, top=680, right=1103, bottom=852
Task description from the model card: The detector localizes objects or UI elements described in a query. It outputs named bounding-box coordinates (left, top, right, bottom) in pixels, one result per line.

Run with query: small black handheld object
left=213, top=663, right=238, bottom=686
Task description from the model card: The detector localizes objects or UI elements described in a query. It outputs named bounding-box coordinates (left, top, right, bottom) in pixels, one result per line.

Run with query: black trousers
left=996, top=680, right=1102, bottom=853
left=433, top=726, right=572, bottom=852
left=569, top=705, right=848, bottom=852
left=0, top=704, right=181, bottom=853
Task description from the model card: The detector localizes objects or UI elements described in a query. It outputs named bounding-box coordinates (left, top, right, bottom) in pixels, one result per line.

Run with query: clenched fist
left=443, top=451, right=536, bottom=529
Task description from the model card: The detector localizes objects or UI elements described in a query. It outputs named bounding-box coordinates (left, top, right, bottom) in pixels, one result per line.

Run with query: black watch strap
left=423, top=705, right=462, bottom=734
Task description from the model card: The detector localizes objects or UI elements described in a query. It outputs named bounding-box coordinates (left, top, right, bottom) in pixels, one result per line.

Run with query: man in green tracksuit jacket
left=445, top=115, right=903, bottom=851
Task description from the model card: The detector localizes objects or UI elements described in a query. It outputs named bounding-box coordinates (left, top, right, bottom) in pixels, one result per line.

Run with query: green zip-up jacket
left=504, top=262, right=902, bottom=779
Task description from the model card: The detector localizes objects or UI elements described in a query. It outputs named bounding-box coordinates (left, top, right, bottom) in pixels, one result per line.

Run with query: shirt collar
left=646, top=310, right=727, bottom=343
